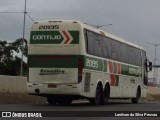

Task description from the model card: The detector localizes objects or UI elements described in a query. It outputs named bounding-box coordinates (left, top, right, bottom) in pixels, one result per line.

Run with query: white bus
left=27, top=20, right=152, bottom=105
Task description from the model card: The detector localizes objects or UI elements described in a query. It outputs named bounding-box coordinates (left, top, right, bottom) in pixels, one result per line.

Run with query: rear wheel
left=47, top=96, right=56, bottom=105
left=89, top=84, right=103, bottom=105
left=103, top=85, right=109, bottom=105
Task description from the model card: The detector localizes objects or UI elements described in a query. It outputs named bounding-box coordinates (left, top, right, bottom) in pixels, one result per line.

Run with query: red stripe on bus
left=62, top=31, right=70, bottom=44
left=110, top=74, right=115, bottom=86
left=117, top=63, right=121, bottom=74
left=108, top=61, right=114, bottom=73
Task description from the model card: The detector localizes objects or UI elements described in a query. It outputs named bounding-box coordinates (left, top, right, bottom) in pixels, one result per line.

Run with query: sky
left=0, top=0, right=160, bottom=64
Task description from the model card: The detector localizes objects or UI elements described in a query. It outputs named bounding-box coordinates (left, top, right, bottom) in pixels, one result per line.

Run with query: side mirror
left=146, top=60, right=152, bottom=72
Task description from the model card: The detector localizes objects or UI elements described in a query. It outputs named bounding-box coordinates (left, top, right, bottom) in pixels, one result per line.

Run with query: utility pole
left=21, top=0, right=27, bottom=76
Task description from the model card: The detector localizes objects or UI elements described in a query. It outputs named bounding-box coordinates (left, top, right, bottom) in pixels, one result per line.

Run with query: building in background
left=148, top=65, right=160, bottom=86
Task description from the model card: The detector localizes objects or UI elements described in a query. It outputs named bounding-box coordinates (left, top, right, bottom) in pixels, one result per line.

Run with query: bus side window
left=103, top=37, right=111, bottom=59
left=86, top=31, right=95, bottom=55
left=94, top=35, right=104, bottom=57
left=120, top=43, right=128, bottom=63
left=85, top=30, right=104, bottom=57
left=110, top=40, right=121, bottom=61
left=84, top=29, right=88, bottom=53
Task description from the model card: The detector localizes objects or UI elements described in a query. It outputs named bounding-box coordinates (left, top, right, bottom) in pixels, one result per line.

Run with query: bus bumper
left=27, top=82, right=81, bottom=95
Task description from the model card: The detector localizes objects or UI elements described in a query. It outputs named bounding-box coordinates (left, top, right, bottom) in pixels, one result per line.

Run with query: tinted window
left=86, top=31, right=103, bottom=57
left=103, top=37, right=111, bottom=59
left=135, top=49, right=142, bottom=66
left=128, top=46, right=136, bottom=65
left=94, top=34, right=104, bottom=57
left=84, top=29, right=142, bottom=66
left=110, top=40, right=121, bottom=61
left=128, top=46, right=141, bottom=66
left=86, top=31, right=95, bottom=55
left=84, top=30, right=88, bottom=52
left=120, top=43, right=128, bottom=63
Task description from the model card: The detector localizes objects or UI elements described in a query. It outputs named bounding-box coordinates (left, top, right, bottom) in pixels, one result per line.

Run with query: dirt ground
left=0, top=93, right=46, bottom=104
left=0, top=93, right=159, bottom=104
left=146, top=94, right=160, bottom=101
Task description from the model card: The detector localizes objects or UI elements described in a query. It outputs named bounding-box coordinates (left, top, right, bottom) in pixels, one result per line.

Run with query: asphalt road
left=0, top=100, right=160, bottom=120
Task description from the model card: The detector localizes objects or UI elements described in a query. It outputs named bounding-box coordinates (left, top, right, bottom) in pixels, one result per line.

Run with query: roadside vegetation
left=0, top=39, right=28, bottom=76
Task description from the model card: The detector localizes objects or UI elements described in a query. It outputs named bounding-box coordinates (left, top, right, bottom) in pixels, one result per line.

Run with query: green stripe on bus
left=29, top=55, right=82, bottom=68
left=103, top=60, right=108, bottom=72
left=121, top=64, right=129, bottom=75
left=121, top=64, right=141, bottom=77
left=29, top=55, right=141, bottom=77
left=69, top=31, right=79, bottom=44
left=29, top=55, right=105, bottom=72
left=84, top=56, right=104, bottom=71
left=113, top=62, right=117, bottom=73
left=115, top=75, right=119, bottom=86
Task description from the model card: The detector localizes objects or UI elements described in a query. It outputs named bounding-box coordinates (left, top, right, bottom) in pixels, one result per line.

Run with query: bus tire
left=103, top=85, right=110, bottom=105
left=47, top=96, right=56, bottom=105
left=89, top=84, right=103, bottom=105
left=131, top=87, right=141, bottom=104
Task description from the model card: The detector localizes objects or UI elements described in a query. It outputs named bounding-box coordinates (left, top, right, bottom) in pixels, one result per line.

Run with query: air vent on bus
left=84, top=72, right=91, bottom=92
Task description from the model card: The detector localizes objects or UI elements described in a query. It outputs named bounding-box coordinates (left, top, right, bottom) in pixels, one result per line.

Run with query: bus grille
left=84, top=72, right=91, bottom=92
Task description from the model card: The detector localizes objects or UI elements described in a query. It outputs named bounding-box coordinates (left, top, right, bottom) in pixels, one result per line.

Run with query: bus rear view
left=28, top=20, right=152, bottom=105
left=27, top=20, right=83, bottom=105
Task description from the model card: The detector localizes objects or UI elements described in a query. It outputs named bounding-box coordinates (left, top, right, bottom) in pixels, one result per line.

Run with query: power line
left=0, top=11, right=35, bottom=22
left=0, top=12, right=23, bottom=13
left=26, top=13, right=35, bottom=22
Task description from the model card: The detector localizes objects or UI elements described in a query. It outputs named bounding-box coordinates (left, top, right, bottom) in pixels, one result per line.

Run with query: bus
left=27, top=20, right=152, bottom=105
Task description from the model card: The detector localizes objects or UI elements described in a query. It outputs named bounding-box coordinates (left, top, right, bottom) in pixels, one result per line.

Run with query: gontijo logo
left=30, top=30, right=79, bottom=44
left=31, top=31, right=74, bottom=44
left=32, top=34, right=61, bottom=40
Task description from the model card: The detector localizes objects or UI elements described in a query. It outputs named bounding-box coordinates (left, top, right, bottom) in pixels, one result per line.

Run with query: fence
left=0, top=75, right=160, bottom=95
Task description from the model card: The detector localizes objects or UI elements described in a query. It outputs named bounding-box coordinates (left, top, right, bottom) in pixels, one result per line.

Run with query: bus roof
left=33, top=20, right=145, bottom=50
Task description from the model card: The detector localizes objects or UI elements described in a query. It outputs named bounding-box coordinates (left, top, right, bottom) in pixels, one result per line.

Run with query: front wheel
left=131, top=88, right=140, bottom=104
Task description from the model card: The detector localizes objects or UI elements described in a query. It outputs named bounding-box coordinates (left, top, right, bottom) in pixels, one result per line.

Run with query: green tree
left=12, top=38, right=28, bottom=57
left=0, top=40, right=14, bottom=63
left=0, top=39, right=28, bottom=76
